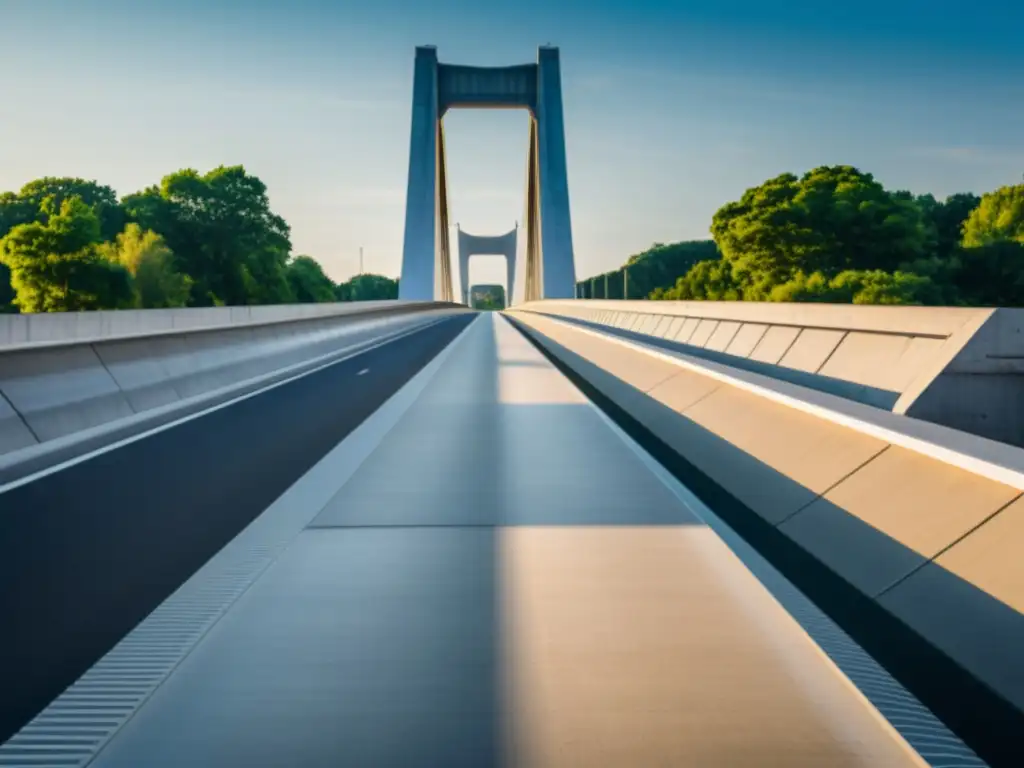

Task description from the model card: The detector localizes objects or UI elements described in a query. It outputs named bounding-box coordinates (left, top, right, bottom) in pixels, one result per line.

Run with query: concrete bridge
left=1, top=45, right=1022, bottom=768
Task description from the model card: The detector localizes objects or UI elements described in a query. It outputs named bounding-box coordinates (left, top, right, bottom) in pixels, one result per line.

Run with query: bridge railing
left=0, top=301, right=465, bottom=480
left=517, top=299, right=1024, bottom=447
left=509, top=305, right=1024, bottom=763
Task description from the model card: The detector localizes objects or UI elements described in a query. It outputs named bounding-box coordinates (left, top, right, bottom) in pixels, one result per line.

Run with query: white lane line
left=0, top=315, right=454, bottom=496
left=357, top=369, right=370, bottom=376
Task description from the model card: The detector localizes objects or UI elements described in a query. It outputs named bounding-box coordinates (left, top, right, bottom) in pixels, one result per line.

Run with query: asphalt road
left=0, top=312, right=474, bottom=744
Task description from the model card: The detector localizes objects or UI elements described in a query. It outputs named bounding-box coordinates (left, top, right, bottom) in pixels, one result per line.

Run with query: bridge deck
left=78, top=314, right=923, bottom=767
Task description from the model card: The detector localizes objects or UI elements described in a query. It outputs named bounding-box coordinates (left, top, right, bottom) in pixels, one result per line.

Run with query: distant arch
left=457, top=224, right=517, bottom=306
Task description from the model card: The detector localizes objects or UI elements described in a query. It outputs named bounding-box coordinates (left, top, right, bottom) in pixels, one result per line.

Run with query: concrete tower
left=398, top=46, right=576, bottom=304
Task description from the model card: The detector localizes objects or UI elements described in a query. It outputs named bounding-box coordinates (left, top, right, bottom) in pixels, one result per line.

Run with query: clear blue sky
left=1, top=1, right=1022, bottom=292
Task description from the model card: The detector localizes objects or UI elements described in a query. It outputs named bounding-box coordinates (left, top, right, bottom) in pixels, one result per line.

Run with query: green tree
left=100, top=223, right=191, bottom=308
left=286, top=255, right=336, bottom=303
left=1, top=178, right=126, bottom=241
left=659, top=259, right=742, bottom=300
left=0, top=263, right=15, bottom=313
left=123, top=166, right=292, bottom=306
left=711, top=166, right=932, bottom=291
left=768, top=269, right=941, bottom=305
left=962, top=184, right=1024, bottom=247
left=339, top=273, right=398, bottom=301
left=0, top=196, right=134, bottom=312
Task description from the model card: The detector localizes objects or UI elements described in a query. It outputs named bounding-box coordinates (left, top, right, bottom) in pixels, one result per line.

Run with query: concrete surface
left=511, top=309, right=1024, bottom=765
left=0, top=305, right=464, bottom=463
left=519, top=300, right=1024, bottom=446
left=5, top=314, right=920, bottom=768
left=0, top=315, right=474, bottom=747
left=0, top=300, right=438, bottom=349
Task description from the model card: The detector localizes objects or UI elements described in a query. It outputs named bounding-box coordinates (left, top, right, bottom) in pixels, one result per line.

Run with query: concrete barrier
left=0, top=302, right=466, bottom=476
left=0, top=300, right=416, bottom=348
left=509, top=309, right=1024, bottom=764
left=517, top=299, right=1024, bottom=447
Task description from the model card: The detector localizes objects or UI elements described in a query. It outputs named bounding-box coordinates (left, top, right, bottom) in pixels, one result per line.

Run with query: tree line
left=0, top=168, right=397, bottom=314
left=583, top=167, right=1024, bottom=306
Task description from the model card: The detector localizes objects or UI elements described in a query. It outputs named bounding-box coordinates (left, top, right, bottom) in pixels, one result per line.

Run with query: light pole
left=359, top=247, right=364, bottom=275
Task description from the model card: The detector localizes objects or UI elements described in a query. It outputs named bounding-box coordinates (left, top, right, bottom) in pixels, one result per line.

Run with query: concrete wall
left=510, top=309, right=1024, bottom=758
left=0, top=302, right=462, bottom=475
left=518, top=300, right=1024, bottom=447
left=0, top=301, right=427, bottom=349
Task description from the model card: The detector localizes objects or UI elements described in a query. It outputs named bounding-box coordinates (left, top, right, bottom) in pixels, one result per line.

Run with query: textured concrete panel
left=664, top=317, right=686, bottom=340
left=0, top=344, right=135, bottom=441
left=781, top=447, right=1020, bottom=595
left=0, top=394, right=36, bottom=454
left=749, top=325, right=801, bottom=364
left=503, top=527, right=924, bottom=768
left=646, top=369, right=722, bottom=413
left=819, top=333, right=945, bottom=393
left=675, top=317, right=700, bottom=343
left=725, top=323, right=769, bottom=358
left=688, top=319, right=719, bottom=347
left=933, top=495, right=1024, bottom=614
left=879, top=552, right=1024, bottom=711
left=682, top=386, right=888, bottom=523
left=779, top=329, right=846, bottom=373
left=705, top=320, right=742, bottom=352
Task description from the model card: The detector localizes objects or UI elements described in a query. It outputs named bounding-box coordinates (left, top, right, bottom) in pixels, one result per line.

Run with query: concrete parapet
left=0, top=301, right=421, bottom=350
left=518, top=300, right=1024, bottom=446
left=509, top=309, right=1024, bottom=763
left=0, top=302, right=462, bottom=471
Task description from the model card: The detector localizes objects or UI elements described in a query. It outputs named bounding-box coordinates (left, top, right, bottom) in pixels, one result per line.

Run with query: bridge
left=1, top=46, right=1022, bottom=768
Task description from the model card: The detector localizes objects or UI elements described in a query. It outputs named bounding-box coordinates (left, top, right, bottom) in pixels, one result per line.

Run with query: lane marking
left=0, top=315, right=460, bottom=496
left=357, top=369, right=370, bottom=376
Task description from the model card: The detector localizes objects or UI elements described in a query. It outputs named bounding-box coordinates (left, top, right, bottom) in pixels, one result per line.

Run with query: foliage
left=581, top=240, right=718, bottom=298
left=470, top=284, right=505, bottom=310
left=0, top=264, right=15, bottom=312
left=962, top=184, right=1024, bottom=247
left=286, top=255, right=336, bottom=303
left=337, top=273, right=398, bottom=302
left=0, top=196, right=134, bottom=312
left=100, top=224, right=192, bottom=308
left=123, top=165, right=293, bottom=307
left=639, top=170, right=1022, bottom=308
left=0, top=177, right=126, bottom=242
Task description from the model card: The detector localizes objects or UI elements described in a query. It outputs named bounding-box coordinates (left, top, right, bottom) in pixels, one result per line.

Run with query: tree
left=962, top=184, right=1024, bottom=247
left=711, top=166, right=932, bottom=291
left=339, top=273, right=398, bottom=301
left=768, top=269, right=941, bottom=305
left=286, top=255, right=336, bottom=303
left=0, top=196, right=134, bottom=312
left=123, top=166, right=293, bottom=307
left=2, top=178, right=126, bottom=241
left=100, top=224, right=191, bottom=308
left=659, top=259, right=743, bottom=300
left=914, top=192, right=981, bottom=260
left=0, top=263, right=15, bottom=313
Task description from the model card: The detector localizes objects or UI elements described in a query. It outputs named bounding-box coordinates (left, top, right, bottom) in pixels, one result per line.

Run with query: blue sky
left=2, top=1, right=1022, bottom=292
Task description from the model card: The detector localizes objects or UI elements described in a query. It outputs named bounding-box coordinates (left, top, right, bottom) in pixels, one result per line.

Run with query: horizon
left=2, top=1, right=1022, bottom=293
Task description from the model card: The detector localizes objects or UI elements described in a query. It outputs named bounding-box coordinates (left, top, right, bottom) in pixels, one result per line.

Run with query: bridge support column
left=535, top=47, right=576, bottom=299
left=399, top=47, right=443, bottom=301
